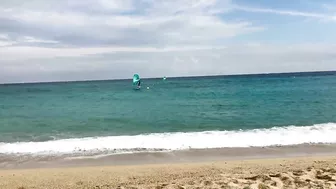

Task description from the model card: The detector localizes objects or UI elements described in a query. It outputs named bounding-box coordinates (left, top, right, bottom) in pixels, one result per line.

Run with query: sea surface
left=1, top=71, right=336, bottom=157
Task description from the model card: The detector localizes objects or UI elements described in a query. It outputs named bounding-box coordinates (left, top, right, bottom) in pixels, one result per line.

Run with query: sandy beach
left=1, top=154, right=336, bottom=189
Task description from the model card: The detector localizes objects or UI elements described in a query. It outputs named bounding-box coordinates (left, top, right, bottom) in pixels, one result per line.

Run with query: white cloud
left=0, top=0, right=336, bottom=83
left=1, top=44, right=336, bottom=84
left=0, top=41, right=13, bottom=47
left=21, top=36, right=59, bottom=44
left=0, top=0, right=134, bottom=12
left=235, top=6, right=322, bottom=18
left=0, top=33, right=9, bottom=39
left=0, top=0, right=263, bottom=48
left=233, top=4, right=336, bottom=22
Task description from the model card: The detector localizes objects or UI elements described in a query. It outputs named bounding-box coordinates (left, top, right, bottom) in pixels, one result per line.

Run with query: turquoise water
left=1, top=72, right=336, bottom=155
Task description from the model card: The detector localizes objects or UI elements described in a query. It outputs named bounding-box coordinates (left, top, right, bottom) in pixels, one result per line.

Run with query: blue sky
left=0, top=0, right=336, bottom=83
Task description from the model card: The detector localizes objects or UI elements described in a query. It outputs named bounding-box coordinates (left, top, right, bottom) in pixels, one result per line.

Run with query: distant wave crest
left=1, top=123, right=336, bottom=155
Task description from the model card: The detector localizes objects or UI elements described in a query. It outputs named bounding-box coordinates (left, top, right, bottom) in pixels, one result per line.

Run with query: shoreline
left=2, top=143, right=336, bottom=170
left=1, top=155, right=336, bottom=189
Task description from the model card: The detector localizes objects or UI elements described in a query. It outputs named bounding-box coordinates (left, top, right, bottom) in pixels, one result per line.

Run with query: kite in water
left=133, top=74, right=141, bottom=89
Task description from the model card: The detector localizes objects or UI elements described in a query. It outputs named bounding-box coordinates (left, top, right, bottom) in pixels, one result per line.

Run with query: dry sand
left=1, top=155, right=336, bottom=189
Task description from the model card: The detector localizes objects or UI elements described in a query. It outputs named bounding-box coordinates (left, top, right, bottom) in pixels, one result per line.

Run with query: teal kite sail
left=133, top=74, right=141, bottom=89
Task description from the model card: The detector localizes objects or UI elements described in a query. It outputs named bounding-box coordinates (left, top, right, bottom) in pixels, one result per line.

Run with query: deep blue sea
left=1, top=72, right=336, bottom=156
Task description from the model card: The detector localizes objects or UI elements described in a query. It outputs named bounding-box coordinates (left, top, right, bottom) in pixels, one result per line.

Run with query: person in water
left=137, top=80, right=141, bottom=87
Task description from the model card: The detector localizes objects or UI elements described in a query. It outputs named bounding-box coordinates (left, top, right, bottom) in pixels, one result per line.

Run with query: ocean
left=1, top=71, right=336, bottom=160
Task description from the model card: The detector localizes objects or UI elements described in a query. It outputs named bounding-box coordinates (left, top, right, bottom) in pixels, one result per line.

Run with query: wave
left=1, top=123, right=336, bottom=155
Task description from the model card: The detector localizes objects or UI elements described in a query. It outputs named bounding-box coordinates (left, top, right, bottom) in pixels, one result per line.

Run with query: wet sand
left=2, top=144, right=336, bottom=169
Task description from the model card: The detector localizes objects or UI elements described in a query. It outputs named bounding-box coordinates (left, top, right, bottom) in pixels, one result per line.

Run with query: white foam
left=1, top=123, right=336, bottom=155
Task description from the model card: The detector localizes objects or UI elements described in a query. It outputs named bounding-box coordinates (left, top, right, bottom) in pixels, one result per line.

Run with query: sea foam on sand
left=0, top=122, right=336, bottom=155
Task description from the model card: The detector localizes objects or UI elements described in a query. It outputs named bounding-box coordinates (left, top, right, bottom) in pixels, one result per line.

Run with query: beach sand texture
left=1, top=156, right=336, bottom=189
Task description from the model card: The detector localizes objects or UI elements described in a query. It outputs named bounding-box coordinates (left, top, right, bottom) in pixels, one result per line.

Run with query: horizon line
left=1, top=70, right=336, bottom=86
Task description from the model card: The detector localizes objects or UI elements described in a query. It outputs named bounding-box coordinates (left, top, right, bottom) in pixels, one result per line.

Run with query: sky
left=1, top=0, right=336, bottom=83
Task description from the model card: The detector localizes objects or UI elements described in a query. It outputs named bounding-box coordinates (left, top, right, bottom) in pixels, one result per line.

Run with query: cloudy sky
left=1, top=0, right=336, bottom=83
